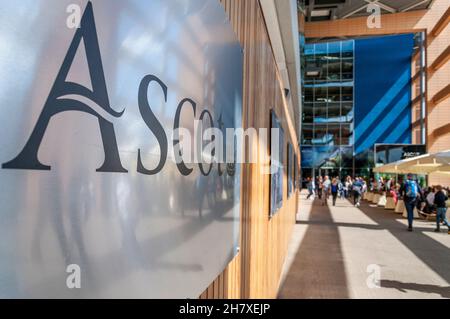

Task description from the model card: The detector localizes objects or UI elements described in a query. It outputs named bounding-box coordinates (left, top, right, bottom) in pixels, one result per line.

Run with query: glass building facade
left=301, top=40, right=355, bottom=181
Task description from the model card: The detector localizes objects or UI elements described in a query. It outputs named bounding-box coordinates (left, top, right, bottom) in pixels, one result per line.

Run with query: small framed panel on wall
left=294, top=153, right=298, bottom=190
left=287, top=143, right=293, bottom=197
left=270, top=110, right=284, bottom=217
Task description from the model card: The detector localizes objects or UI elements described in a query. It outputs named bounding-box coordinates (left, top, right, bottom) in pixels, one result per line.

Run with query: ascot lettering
left=2, top=1, right=233, bottom=177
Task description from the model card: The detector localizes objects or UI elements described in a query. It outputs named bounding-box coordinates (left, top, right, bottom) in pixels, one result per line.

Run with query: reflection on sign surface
left=0, top=0, right=242, bottom=298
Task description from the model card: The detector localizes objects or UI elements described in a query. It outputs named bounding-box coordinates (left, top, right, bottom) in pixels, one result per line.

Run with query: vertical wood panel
left=199, top=0, right=299, bottom=299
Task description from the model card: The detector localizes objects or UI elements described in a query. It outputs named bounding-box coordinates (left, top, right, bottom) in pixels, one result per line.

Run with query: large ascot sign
left=0, top=0, right=242, bottom=298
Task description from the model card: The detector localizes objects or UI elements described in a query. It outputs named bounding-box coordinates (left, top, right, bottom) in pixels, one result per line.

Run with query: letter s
left=137, top=75, right=168, bottom=175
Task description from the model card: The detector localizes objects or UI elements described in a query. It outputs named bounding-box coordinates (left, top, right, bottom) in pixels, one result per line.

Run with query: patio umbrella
left=373, top=150, right=450, bottom=175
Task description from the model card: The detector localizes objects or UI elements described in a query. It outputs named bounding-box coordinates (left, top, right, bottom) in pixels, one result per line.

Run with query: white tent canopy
left=373, top=150, right=450, bottom=175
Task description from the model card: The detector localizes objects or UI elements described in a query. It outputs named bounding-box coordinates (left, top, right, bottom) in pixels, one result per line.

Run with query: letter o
left=198, top=109, right=214, bottom=176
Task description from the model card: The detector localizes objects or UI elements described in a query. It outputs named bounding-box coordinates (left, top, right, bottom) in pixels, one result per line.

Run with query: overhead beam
left=340, top=3, right=368, bottom=19
left=364, top=0, right=396, bottom=14
left=375, top=1, right=397, bottom=13
left=304, top=9, right=428, bottom=38
left=400, top=0, right=429, bottom=12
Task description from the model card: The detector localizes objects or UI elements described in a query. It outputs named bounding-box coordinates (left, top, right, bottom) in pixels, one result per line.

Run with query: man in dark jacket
left=434, top=185, right=450, bottom=234
left=400, top=174, right=421, bottom=232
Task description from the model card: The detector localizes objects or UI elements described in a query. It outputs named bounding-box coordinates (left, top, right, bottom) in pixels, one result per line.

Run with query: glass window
left=328, top=124, right=340, bottom=145
left=303, top=103, right=314, bottom=124
left=340, top=146, right=354, bottom=168
left=340, top=124, right=353, bottom=145
left=342, top=60, right=353, bottom=80
left=327, top=58, right=341, bottom=82
left=327, top=102, right=341, bottom=122
left=328, top=86, right=341, bottom=102
left=342, top=40, right=353, bottom=57
left=314, top=43, right=327, bottom=55
left=341, top=102, right=353, bottom=122
left=305, top=44, right=315, bottom=56
left=304, top=87, right=314, bottom=102
left=301, top=146, right=314, bottom=168
left=354, top=149, right=374, bottom=170
left=342, top=86, right=353, bottom=102
left=314, top=86, right=327, bottom=102
left=302, top=124, right=313, bottom=145
left=314, top=103, right=328, bottom=123
left=301, top=39, right=355, bottom=176
left=314, top=146, right=341, bottom=169
left=328, top=41, right=341, bottom=55
left=313, top=124, right=329, bottom=145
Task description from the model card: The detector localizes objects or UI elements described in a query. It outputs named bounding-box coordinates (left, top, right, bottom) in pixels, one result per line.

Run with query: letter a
left=2, top=1, right=127, bottom=172
left=367, top=3, right=381, bottom=29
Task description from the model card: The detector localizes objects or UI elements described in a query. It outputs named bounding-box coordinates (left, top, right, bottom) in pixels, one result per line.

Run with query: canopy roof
left=373, top=150, right=450, bottom=175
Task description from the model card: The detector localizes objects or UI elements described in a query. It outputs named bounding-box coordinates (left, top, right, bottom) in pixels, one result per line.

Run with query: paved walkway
left=278, top=192, right=450, bottom=299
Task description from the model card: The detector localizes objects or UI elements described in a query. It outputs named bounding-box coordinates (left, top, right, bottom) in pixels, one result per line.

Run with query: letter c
left=198, top=109, right=214, bottom=176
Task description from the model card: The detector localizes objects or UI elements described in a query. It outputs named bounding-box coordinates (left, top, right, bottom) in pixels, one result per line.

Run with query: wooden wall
left=199, top=0, right=300, bottom=299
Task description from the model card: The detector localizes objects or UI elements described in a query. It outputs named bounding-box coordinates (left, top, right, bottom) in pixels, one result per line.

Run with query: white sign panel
left=0, top=0, right=242, bottom=298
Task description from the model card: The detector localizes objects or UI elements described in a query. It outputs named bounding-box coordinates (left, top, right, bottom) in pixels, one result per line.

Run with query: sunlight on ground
left=279, top=191, right=450, bottom=299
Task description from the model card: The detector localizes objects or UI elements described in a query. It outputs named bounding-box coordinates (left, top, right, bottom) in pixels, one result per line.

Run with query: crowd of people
left=305, top=175, right=368, bottom=207
left=305, top=174, right=450, bottom=234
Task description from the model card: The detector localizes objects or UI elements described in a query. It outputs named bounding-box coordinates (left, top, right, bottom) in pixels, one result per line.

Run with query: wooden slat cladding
left=199, top=0, right=300, bottom=299
left=430, top=5, right=450, bottom=37
left=432, top=84, right=450, bottom=105
left=430, top=45, right=450, bottom=72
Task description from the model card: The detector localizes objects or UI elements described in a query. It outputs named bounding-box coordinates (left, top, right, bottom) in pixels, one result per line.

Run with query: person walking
left=378, top=176, right=384, bottom=192
left=344, top=176, right=352, bottom=198
left=401, top=174, right=421, bottom=232
left=322, top=176, right=331, bottom=206
left=434, top=185, right=450, bottom=234
left=362, top=178, right=368, bottom=194
left=352, top=177, right=363, bottom=207
left=390, top=185, right=398, bottom=205
left=386, top=178, right=392, bottom=192
left=306, top=177, right=314, bottom=200
left=425, top=187, right=436, bottom=214
left=338, top=178, right=344, bottom=199
left=331, top=178, right=339, bottom=206
left=317, top=176, right=323, bottom=200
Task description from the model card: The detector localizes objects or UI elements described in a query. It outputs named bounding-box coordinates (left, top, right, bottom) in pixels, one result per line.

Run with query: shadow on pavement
left=381, top=280, right=450, bottom=298
left=278, top=196, right=349, bottom=298
left=354, top=199, right=450, bottom=287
